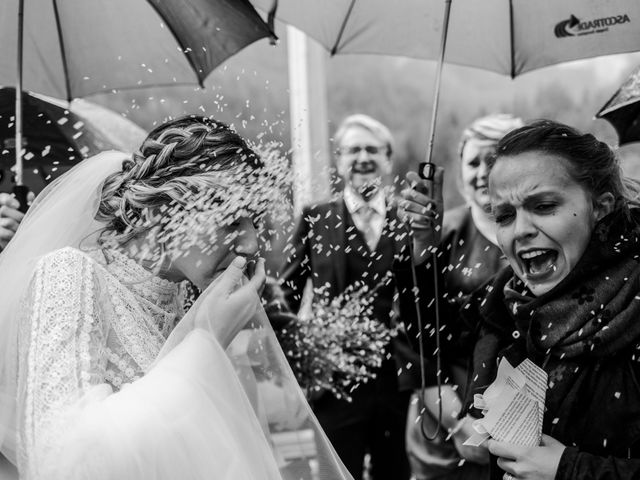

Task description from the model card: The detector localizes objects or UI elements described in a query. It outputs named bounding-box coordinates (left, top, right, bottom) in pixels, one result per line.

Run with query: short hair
left=334, top=114, right=394, bottom=157
left=494, top=119, right=636, bottom=207
left=458, top=113, right=524, bottom=159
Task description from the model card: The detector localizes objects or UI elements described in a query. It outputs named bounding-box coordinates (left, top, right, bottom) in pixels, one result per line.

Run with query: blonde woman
left=0, top=116, right=352, bottom=480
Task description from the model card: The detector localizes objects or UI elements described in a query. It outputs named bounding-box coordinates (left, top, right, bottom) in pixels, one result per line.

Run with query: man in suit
left=280, top=114, right=417, bottom=479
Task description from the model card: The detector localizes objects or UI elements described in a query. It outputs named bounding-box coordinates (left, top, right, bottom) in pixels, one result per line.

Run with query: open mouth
left=351, top=161, right=377, bottom=174
left=518, top=249, right=558, bottom=279
left=356, top=178, right=381, bottom=200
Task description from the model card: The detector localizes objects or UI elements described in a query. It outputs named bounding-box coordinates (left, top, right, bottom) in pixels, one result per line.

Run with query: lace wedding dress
left=0, top=152, right=352, bottom=480
left=19, top=246, right=284, bottom=479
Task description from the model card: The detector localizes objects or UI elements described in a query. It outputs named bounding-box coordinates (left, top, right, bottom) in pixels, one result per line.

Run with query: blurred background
left=88, top=34, right=640, bottom=209
left=4, top=28, right=640, bottom=273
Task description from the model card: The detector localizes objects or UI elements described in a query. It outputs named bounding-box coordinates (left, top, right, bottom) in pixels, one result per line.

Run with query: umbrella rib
left=597, top=97, right=640, bottom=117
left=145, top=0, right=205, bottom=88
left=52, top=0, right=73, bottom=102
left=509, top=0, right=516, bottom=79
left=331, top=0, right=357, bottom=56
left=79, top=80, right=206, bottom=100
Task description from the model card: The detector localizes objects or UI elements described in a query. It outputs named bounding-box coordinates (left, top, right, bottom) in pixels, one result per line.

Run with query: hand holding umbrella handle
left=12, top=184, right=29, bottom=213
left=400, top=168, right=444, bottom=263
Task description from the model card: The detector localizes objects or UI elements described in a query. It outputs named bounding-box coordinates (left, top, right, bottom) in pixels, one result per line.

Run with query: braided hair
left=96, top=115, right=262, bottom=246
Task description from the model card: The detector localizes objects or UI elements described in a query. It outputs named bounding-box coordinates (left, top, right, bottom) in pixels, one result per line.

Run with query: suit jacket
left=280, top=194, right=420, bottom=391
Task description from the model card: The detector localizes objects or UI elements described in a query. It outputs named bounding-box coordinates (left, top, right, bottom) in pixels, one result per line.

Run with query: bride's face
left=170, top=216, right=259, bottom=290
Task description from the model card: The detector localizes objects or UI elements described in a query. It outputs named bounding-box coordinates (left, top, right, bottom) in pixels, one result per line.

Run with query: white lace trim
left=22, top=248, right=102, bottom=478
left=20, top=247, right=185, bottom=477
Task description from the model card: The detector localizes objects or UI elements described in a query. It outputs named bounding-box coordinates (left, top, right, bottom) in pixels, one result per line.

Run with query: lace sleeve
left=18, top=247, right=108, bottom=476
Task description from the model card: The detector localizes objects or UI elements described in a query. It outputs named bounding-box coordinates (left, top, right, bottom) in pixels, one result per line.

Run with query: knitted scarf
left=502, top=207, right=640, bottom=360
left=467, top=207, right=640, bottom=459
left=467, top=207, right=640, bottom=408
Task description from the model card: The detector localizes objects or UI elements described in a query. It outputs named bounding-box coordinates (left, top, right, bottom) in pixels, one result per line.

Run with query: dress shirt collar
left=343, top=185, right=387, bottom=217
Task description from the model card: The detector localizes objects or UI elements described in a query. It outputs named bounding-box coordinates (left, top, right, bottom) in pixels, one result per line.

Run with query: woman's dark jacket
left=398, top=207, right=640, bottom=479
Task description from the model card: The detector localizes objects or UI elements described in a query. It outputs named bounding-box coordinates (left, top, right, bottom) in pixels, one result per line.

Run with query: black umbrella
left=0, top=87, right=146, bottom=195
left=596, top=65, right=640, bottom=145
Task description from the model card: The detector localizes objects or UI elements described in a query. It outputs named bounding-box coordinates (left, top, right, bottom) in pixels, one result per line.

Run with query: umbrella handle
left=418, top=162, right=436, bottom=180
left=12, top=184, right=29, bottom=213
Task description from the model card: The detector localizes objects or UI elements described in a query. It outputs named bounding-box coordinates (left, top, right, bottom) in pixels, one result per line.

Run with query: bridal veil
left=0, top=151, right=352, bottom=480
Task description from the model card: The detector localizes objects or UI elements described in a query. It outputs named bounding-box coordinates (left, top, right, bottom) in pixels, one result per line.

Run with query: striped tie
left=357, top=205, right=378, bottom=251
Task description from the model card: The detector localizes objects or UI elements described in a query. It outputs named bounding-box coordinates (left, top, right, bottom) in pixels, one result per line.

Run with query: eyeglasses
left=338, top=145, right=388, bottom=156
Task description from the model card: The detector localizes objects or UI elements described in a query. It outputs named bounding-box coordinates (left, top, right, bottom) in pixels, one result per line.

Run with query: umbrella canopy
left=596, top=65, right=640, bottom=145
left=252, top=0, right=640, bottom=77
left=0, top=87, right=147, bottom=194
left=1, top=0, right=273, bottom=203
left=0, top=0, right=273, bottom=100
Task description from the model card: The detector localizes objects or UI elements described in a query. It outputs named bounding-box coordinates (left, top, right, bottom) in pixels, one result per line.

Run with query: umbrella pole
left=422, top=0, right=452, bottom=174
left=14, top=0, right=28, bottom=212
left=413, top=0, right=452, bottom=442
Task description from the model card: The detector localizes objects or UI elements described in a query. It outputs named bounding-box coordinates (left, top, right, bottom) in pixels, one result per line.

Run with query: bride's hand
left=195, top=256, right=266, bottom=348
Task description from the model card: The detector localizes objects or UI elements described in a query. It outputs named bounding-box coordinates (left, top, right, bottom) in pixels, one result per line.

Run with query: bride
left=0, top=116, right=352, bottom=480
